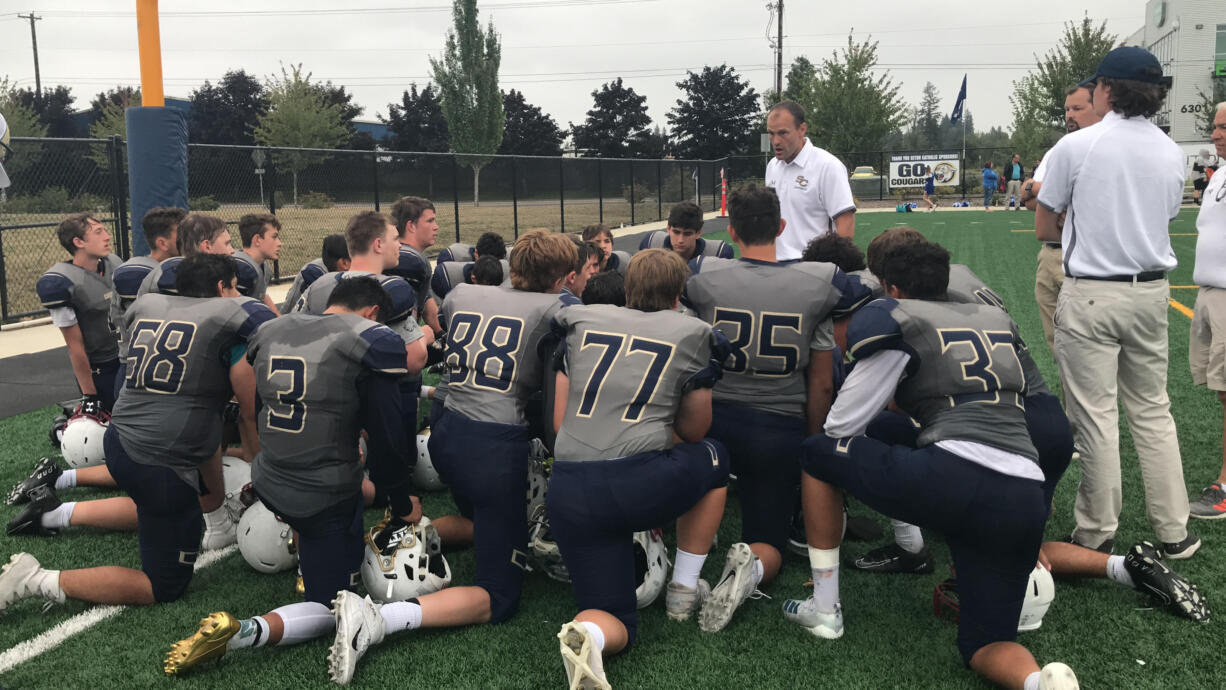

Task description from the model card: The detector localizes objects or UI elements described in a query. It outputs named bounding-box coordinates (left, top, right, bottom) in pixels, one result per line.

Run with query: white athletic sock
left=228, top=616, right=270, bottom=650
left=891, top=520, right=924, bottom=554
left=1106, top=555, right=1133, bottom=588
left=580, top=621, right=606, bottom=652
left=670, top=548, right=707, bottom=589
left=1024, top=670, right=1041, bottom=690
left=203, top=504, right=230, bottom=530
left=808, top=546, right=840, bottom=613
left=40, top=501, right=76, bottom=530
left=750, top=558, right=765, bottom=588
left=269, top=602, right=334, bottom=646
left=379, top=600, right=423, bottom=635
left=34, top=568, right=66, bottom=604
left=54, top=469, right=77, bottom=490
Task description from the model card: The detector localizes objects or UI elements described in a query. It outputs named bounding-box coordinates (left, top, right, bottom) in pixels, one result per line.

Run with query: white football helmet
left=528, top=503, right=570, bottom=583
left=361, top=514, right=452, bottom=603
left=633, top=529, right=669, bottom=609
left=237, top=500, right=298, bottom=574
left=59, top=414, right=108, bottom=468
left=1017, top=565, right=1055, bottom=632
left=413, top=429, right=445, bottom=491
left=221, top=455, right=253, bottom=521
left=525, top=438, right=550, bottom=524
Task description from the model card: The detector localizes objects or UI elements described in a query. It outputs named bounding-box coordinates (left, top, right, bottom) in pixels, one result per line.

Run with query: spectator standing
left=981, top=162, right=998, bottom=211
left=1003, top=154, right=1025, bottom=210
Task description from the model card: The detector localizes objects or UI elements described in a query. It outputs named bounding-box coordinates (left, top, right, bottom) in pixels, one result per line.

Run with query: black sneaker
left=1125, top=541, right=1210, bottom=622
left=1189, top=484, right=1226, bottom=520
left=6, top=458, right=64, bottom=506
left=6, top=485, right=63, bottom=536
left=1064, top=535, right=1114, bottom=554
left=847, top=543, right=934, bottom=574
left=1161, top=533, right=1202, bottom=560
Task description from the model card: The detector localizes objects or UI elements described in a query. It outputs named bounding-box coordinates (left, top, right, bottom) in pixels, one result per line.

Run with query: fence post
left=108, top=136, right=131, bottom=259
left=371, top=151, right=380, bottom=212
left=655, top=160, right=662, bottom=221
left=597, top=159, right=604, bottom=225
left=879, top=151, right=885, bottom=202
left=510, top=156, right=519, bottom=238
left=451, top=155, right=461, bottom=243
left=630, top=162, right=636, bottom=226
left=266, top=148, right=278, bottom=215
left=0, top=231, right=9, bottom=323
left=559, top=157, right=566, bottom=233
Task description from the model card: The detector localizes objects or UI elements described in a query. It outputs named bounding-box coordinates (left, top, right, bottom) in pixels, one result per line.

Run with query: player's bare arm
left=60, top=324, right=98, bottom=396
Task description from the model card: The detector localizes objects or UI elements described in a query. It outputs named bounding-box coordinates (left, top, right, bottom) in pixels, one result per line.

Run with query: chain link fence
left=0, top=137, right=729, bottom=323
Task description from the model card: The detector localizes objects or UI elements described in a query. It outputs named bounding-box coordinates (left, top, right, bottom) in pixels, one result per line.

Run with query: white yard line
left=0, top=544, right=238, bottom=675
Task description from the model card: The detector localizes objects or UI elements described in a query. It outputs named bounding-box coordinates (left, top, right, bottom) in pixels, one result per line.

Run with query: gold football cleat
left=164, top=611, right=238, bottom=675
left=295, top=573, right=306, bottom=597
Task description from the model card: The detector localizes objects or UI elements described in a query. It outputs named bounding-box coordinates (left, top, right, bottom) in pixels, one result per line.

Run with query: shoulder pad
left=237, top=298, right=277, bottom=339
left=558, top=289, right=583, bottom=307
left=830, top=268, right=875, bottom=319
left=360, top=324, right=409, bottom=375
left=232, top=257, right=260, bottom=295
left=378, top=275, right=416, bottom=323
left=300, top=261, right=327, bottom=286
left=639, top=231, right=666, bottom=250
left=113, top=263, right=155, bottom=300
left=158, top=258, right=182, bottom=295
left=389, top=247, right=430, bottom=288
left=845, top=298, right=904, bottom=361
left=430, top=262, right=456, bottom=300
left=36, top=270, right=75, bottom=308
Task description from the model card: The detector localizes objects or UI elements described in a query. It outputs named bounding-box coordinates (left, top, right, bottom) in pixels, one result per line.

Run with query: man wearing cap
left=1187, top=102, right=1226, bottom=519
left=765, top=101, right=856, bottom=259
left=1036, top=46, right=1199, bottom=559
left=1022, top=80, right=1101, bottom=353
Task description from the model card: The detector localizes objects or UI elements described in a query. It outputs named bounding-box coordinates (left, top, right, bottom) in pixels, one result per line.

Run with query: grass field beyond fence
left=0, top=208, right=1220, bottom=688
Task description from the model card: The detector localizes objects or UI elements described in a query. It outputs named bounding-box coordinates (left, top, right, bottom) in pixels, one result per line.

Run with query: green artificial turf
left=0, top=208, right=1219, bottom=688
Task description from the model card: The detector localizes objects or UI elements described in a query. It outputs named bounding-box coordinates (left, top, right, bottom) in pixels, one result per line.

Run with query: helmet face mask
left=361, top=514, right=452, bottom=603
left=221, top=455, right=254, bottom=521
left=633, top=529, right=669, bottom=609
left=529, top=503, right=570, bottom=583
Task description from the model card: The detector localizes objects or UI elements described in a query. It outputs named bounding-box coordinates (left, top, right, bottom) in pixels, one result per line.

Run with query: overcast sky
left=0, top=0, right=1144, bottom=142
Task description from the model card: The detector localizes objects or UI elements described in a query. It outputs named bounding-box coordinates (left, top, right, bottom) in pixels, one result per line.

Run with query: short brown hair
left=177, top=214, right=229, bottom=257
left=141, top=207, right=186, bottom=248
left=625, top=249, right=689, bottom=312
left=238, top=213, right=280, bottom=248
left=728, top=183, right=781, bottom=246
left=390, top=196, right=435, bottom=237
left=345, top=211, right=393, bottom=256
left=581, top=224, right=612, bottom=243
left=769, top=100, right=806, bottom=126
left=866, top=226, right=926, bottom=280
left=56, top=213, right=102, bottom=255
left=509, top=229, right=577, bottom=292
left=1099, top=77, right=1168, bottom=118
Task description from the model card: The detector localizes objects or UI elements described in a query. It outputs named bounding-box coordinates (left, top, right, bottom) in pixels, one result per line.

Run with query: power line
left=35, top=0, right=656, bottom=19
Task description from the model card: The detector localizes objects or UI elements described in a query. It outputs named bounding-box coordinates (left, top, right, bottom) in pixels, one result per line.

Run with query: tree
left=498, top=89, right=562, bottom=156
left=188, top=70, right=268, bottom=145
left=915, top=82, right=941, bottom=149
left=89, top=86, right=140, bottom=125
left=1196, top=79, right=1226, bottom=136
left=782, top=36, right=908, bottom=153
left=667, top=64, right=759, bottom=160
left=570, top=78, right=654, bottom=158
left=88, top=89, right=141, bottom=169
left=15, top=85, right=76, bottom=137
left=429, top=0, right=504, bottom=205
left=0, top=78, right=48, bottom=185
left=382, top=83, right=451, bottom=152
left=1008, top=17, right=1115, bottom=159
left=253, top=64, right=349, bottom=206
left=316, top=81, right=363, bottom=143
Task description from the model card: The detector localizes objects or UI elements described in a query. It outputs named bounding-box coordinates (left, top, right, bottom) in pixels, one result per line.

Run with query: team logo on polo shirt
left=795, top=175, right=809, bottom=188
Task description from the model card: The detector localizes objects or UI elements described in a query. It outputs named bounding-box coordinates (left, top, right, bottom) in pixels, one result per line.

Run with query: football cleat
left=847, top=543, right=934, bottom=574
left=782, top=596, right=844, bottom=639
left=1125, top=542, right=1210, bottom=622
left=0, top=553, right=46, bottom=611
left=698, top=542, right=762, bottom=633
left=7, top=457, right=63, bottom=506
left=6, top=485, right=63, bottom=537
left=844, top=514, right=884, bottom=542
left=296, top=566, right=306, bottom=598
left=163, top=611, right=238, bottom=675
left=1189, top=483, right=1226, bottom=520
left=328, top=591, right=386, bottom=685
left=1038, top=662, right=1080, bottom=689
left=557, top=621, right=611, bottom=690
left=664, top=580, right=710, bottom=622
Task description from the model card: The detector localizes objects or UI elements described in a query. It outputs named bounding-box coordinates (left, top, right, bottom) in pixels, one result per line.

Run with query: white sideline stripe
left=0, top=544, right=238, bottom=675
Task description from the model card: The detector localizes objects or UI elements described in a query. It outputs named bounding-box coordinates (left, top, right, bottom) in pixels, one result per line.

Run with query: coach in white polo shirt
left=1187, top=102, right=1226, bottom=519
left=765, top=101, right=855, bottom=259
left=1036, top=46, right=1198, bottom=559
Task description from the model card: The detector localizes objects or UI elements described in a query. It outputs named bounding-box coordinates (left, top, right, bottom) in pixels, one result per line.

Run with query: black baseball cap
left=1089, top=46, right=1172, bottom=86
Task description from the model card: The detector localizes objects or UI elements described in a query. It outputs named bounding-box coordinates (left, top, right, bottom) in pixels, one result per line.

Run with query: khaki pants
left=1006, top=179, right=1022, bottom=207
left=1034, top=245, right=1065, bottom=353
left=1054, top=277, right=1189, bottom=546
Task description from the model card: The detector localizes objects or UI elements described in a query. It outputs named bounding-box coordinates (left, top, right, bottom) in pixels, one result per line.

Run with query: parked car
left=850, top=166, right=879, bottom=179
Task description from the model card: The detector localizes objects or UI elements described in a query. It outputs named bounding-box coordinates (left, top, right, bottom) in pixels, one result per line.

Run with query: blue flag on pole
left=950, top=75, right=967, bottom=124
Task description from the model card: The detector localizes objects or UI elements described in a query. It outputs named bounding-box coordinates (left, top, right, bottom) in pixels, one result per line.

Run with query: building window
left=1217, top=24, right=1226, bottom=76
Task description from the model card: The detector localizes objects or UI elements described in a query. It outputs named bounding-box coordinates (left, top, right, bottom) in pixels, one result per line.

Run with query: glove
left=425, top=339, right=447, bottom=367
left=222, top=400, right=241, bottom=425
left=371, top=514, right=413, bottom=552
left=77, top=395, right=103, bottom=419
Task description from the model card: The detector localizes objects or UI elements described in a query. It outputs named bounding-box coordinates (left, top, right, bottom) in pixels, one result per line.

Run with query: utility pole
left=17, top=12, right=43, bottom=106
left=775, top=0, right=783, bottom=98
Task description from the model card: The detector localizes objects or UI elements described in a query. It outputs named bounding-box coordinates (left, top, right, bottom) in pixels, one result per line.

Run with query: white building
left=1122, top=0, right=1225, bottom=147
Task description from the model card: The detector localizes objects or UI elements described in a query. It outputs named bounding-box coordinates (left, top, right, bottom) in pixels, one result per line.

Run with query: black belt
left=1073, top=271, right=1165, bottom=283
left=1044, top=243, right=1062, bottom=249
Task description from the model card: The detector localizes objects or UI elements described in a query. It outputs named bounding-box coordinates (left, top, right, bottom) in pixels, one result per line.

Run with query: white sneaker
left=698, top=542, right=761, bottom=633
left=664, top=579, right=710, bottom=621
left=557, top=621, right=611, bottom=690
left=328, top=591, right=386, bottom=685
left=1039, top=662, right=1080, bottom=689
left=782, top=595, right=843, bottom=639
left=0, top=553, right=44, bottom=611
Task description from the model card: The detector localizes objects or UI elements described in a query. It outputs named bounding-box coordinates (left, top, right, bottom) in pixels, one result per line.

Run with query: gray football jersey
left=554, top=305, right=718, bottom=462
left=250, top=312, right=408, bottom=518
left=281, top=258, right=326, bottom=312
left=36, top=255, right=123, bottom=364
left=441, top=283, right=562, bottom=426
left=846, top=298, right=1037, bottom=461
left=234, top=250, right=269, bottom=301
left=850, top=269, right=883, bottom=299
left=943, top=264, right=1050, bottom=397
left=111, top=255, right=161, bottom=331
left=683, top=259, right=842, bottom=417
left=295, top=270, right=424, bottom=348
left=112, top=294, right=275, bottom=486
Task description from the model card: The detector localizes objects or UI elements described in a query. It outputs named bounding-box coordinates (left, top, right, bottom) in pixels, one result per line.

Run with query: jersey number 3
left=125, top=320, right=197, bottom=394
left=266, top=357, right=307, bottom=433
